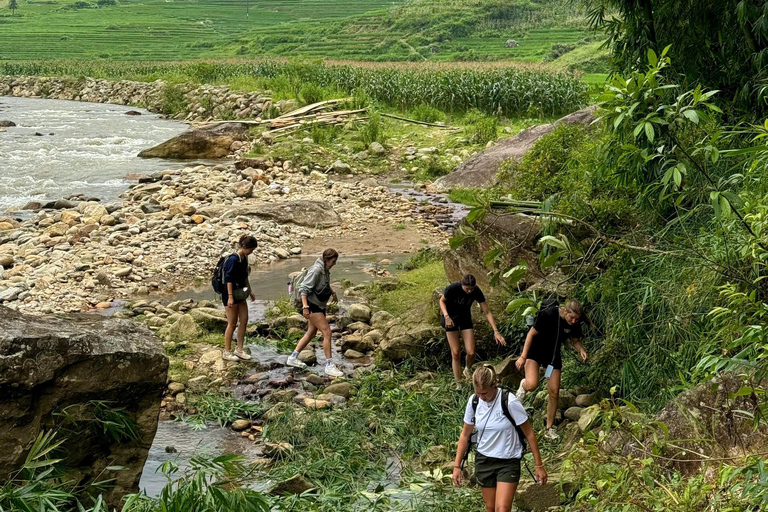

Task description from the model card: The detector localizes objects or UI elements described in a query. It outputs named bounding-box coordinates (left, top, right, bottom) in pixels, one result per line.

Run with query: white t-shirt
left=463, top=388, right=529, bottom=459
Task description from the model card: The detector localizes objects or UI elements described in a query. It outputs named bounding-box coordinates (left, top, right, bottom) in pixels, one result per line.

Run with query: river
left=0, top=96, right=190, bottom=212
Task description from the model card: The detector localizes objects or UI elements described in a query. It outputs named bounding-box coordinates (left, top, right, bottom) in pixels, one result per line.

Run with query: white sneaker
left=544, top=427, right=560, bottom=441
left=325, top=363, right=343, bottom=378
left=462, top=367, right=472, bottom=380
left=516, top=382, right=527, bottom=402
left=286, top=355, right=307, bottom=369
left=234, top=349, right=251, bottom=361
left=222, top=351, right=239, bottom=362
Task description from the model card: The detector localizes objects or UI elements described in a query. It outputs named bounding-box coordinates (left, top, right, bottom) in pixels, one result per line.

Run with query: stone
left=0, top=254, right=13, bottom=268
left=233, top=181, right=254, bottom=197
left=347, top=321, right=370, bottom=333
left=263, top=402, right=291, bottom=422
left=45, top=222, right=70, bottom=237
left=340, top=332, right=373, bottom=353
left=167, top=382, right=186, bottom=395
left=189, top=307, right=228, bottom=330
left=346, top=303, right=371, bottom=323
left=114, top=267, right=132, bottom=278
left=298, top=349, right=317, bottom=365
left=515, top=479, right=562, bottom=511
left=138, top=122, right=249, bottom=159
left=493, top=355, right=524, bottom=389
left=262, top=442, right=294, bottom=459
left=377, top=325, right=444, bottom=362
left=575, top=393, right=597, bottom=407
left=305, top=374, right=325, bottom=386
left=0, top=306, right=167, bottom=507
left=578, top=405, right=601, bottom=432
left=323, top=382, right=354, bottom=399
left=272, top=314, right=308, bottom=330
left=80, top=203, right=109, bottom=223
left=199, top=200, right=342, bottom=229
left=344, top=349, right=365, bottom=359
left=231, top=419, right=251, bottom=431
left=434, top=106, right=597, bottom=191
left=269, top=474, right=315, bottom=496
left=368, top=142, right=386, bottom=155
left=505, top=39, right=518, bottom=48
left=199, top=349, right=223, bottom=366
left=270, top=389, right=299, bottom=403
left=564, top=406, right=583, bottom=421
left=309, top=170, right=328, bottom=182
left=301, top=397, right=331, bottom=409
left=0, top=120, right=16, bottom=127
left=558, top=389, right=576, bottom=410
left=164, top=314, right=202, bottom=343
left=331, top=160, right=352, bottom=174
left=362, top=329, right=383, bottom=347
left=370, top=310, right=394, bottom=328
left=186, top=375, right=210, bottom=392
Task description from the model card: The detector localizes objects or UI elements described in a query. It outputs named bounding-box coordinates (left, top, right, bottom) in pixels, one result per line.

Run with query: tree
left=582, top=0, right=768, bottom=114
left=8, top=0, right=18, bottom=15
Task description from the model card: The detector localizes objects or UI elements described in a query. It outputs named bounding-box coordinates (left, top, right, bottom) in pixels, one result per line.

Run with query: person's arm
left=519, top=420, right=548, bottom=484
left=573, top=338, right=588, bottom=361
left=299, top=266, right=321, bottom=316
left=452, top=422, right=474, bottom=487
left=439, top=295, right=454, bottom=328
left=516, top=327, right=539, bottom=370
left=480, top=302, right=506, bottom=345
left=223, top=256, right=236, bottom=308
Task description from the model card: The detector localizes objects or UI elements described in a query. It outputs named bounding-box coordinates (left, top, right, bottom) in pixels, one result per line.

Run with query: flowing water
left=0, top=96, right=191, bottom=212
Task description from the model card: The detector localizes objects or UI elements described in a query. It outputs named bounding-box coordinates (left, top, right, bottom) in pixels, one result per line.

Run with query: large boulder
left=434, top=106, right=597, bottom=191
left=443, top=212, right=541, bottom=289
left=138, top=122, right=249, bottom=159
left=0, top=306, right=168, bottom=507
left=377, top=325, right=444, bottom=362
left=189, top=307, right=228, bottom=330
left=198, top=200, right=342, bottom=229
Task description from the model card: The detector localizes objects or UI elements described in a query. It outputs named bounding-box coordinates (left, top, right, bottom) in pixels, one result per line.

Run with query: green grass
left=0, top=0, right=600, bottom=68
left=373, top=260, right=446, bottom=322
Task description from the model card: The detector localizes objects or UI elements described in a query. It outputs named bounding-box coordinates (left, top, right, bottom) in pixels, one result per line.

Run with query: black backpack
left=211, top=254, right=235, bottom=294
left=470, top=387, right=529, bottom=454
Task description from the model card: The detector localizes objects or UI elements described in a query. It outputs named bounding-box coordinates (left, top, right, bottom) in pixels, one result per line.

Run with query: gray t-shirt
left=463, top=388, right=529, bottom=459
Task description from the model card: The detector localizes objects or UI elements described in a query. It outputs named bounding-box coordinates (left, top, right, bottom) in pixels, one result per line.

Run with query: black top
left=533, top=306, right=583, bottom=346
left=443, top=281, right=486, bottom=318
left=223, top=253, right=250, bottom=289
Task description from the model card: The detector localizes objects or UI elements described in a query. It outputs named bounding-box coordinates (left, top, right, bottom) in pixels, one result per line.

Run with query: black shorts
left=299, top=303, right=326, bottom=316
left=441, top=314, right=473, bottom=332
left=475, top=453, right=521, bottom=487
left=221, top=293, right=246, bottom=307
left=527, top=343, right=562, bottom=370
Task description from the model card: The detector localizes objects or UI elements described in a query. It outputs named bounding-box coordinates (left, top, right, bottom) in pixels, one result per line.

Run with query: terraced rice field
left=0, top=0, right=406, bottom=60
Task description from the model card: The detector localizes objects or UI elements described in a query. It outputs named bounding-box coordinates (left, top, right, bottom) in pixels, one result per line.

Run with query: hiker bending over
left=286, top=248, right=343, bottom=378
left=221, top=235, right=258, bottom=362
left=453, top=365, right=547, bottom=512
left=440, top=274, right=506, bottom=384
left=515, top=299, right=588, bottom=440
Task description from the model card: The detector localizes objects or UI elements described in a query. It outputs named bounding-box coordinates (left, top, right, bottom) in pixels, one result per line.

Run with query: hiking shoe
left=234, top=349, right=251, bottom=361
left=515, top=382, right=527, bottom=402
left=325, top=363, right=344, bottom=378
left=544, top=427, right=560, bottom=441
left=286, top=355, right=307, bottom=369
left=455, top=381, right=463, bottom=391
left=222, top=351, right=239, bottom=362
left=462, top=367, right=472, bottom=380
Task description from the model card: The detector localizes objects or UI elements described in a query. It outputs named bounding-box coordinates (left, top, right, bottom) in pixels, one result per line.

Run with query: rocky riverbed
left=0, top=157, right=450, bottom=314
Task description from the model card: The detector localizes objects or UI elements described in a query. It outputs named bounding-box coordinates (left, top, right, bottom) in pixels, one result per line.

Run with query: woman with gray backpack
left=285, top=248, right=343, bottom=377
left=453, top=365, right=547, bottom=512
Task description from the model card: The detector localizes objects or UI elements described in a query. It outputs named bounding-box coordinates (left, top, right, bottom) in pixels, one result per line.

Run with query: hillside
left=0, top=0, right=606, bottom=70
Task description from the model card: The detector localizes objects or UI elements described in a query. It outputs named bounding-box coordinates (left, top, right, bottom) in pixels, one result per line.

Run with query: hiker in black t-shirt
left=515, top=299, right=588, bottom=440
left=221, top=235, right=258, bottom=362
left=439, top=274, right=506, bottom=385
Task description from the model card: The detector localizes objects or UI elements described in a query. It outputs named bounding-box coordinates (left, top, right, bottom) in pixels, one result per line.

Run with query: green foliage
left=123, top=455, right=270, bottom=512
left=462, top=108, right=498, bottom=144
left=56, top=400, right=141, bottom=444
left=8, top=0, right=18, bottom=15
left=299, top=82, right=327, bottom=106
left=309, top=123, right=342, bottom=144
left=374, top=260, right=446, bottom=322
left=411, top=104, right=445, bottom=123
left=398, top=247, right=443, bottom=271
left=358, top=109, right=384, bottom=147
left=583, top=0, right=768, bottom=112
left=184, top=393, right=263, bottom=429
left=160, top=83, right=188, bottom=116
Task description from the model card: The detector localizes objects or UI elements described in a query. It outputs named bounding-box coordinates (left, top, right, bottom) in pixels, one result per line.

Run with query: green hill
left=0, top=0, right=607, bottom=70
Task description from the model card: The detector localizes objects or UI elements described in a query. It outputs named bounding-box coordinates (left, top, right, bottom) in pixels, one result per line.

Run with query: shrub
left=358, top=109, right=384, bottom=147
left=463, top=109, right=498, bottom=144
left=412, top=103, right=445, bottom=123
left=161, top=84, right=188, bottom=116
left=298, top=82, right=326, bottom=106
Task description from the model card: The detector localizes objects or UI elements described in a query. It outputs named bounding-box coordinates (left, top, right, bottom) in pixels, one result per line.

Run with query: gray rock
left=268, top=474, right=315, bottom=495
left=377, top=325, right=444, bottom=362
left=323, top=382, right=354, bottom=399
left=231, top=419, right=251, bottom=431
left=346, top=303, right=372, bottom=323
left=298, top=349, right=317, bottom=365
left=564, top=406, right=583, bottom=421
left=0, top=306, right=167, bottom=507
left=575, top=393, right=597, bottom=407
left=368, top=142, right=386, bottom=155
left=331, top=160, right=352, bottom=174
left=139, top=123, right=248, bottom=159
left=198, top=200, right=342, bottom=229
left=0, top=120, right=16, bottom=127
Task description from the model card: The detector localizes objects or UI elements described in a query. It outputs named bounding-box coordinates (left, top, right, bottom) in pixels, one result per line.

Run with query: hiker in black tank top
left=222, top=235, right=258, bottom=363
left=515, top=299, right=588, bottom=441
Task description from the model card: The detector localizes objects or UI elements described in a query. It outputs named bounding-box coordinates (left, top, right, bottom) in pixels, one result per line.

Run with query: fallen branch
left=379, top=112, right=456, bottom=129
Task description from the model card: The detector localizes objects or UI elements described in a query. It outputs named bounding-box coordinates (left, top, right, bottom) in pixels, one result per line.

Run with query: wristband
left=303, top=306, right=309, bottom=309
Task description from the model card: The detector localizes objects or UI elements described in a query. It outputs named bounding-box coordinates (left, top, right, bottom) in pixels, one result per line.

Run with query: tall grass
left=1, top=59, right=589, bottom=116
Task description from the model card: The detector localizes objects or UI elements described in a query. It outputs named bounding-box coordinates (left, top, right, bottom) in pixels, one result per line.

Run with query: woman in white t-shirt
left=452, top=365, right=547, bottom=512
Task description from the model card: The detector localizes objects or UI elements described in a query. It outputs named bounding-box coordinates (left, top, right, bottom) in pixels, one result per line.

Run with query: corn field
left=1, top=59, right=589, bottom=116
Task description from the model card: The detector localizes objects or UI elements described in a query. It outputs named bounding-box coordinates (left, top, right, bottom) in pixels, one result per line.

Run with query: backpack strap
left=500, top=389, right=516, bottom=425
left=471, top=394, right=479, bottom=424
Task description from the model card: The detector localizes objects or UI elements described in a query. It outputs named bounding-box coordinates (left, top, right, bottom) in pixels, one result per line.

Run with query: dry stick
left=276, top=98, right=352, bottom=119
left=491, top=207, right=678, bottom=255
left=379, top=112, right=457, bottom=129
